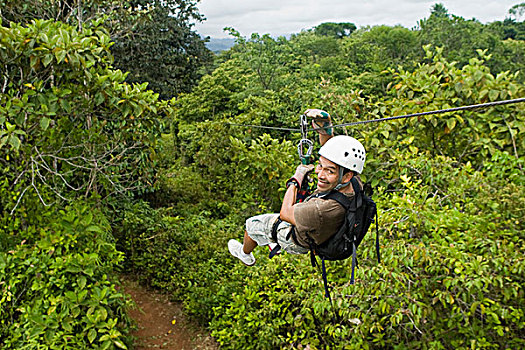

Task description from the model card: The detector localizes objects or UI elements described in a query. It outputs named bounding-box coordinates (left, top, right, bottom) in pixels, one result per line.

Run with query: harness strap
left=269, top=218, right=296, bottom=259
left=350, top=241, right=357, bottom=284
left=269, top=217, right=283, bottom=259
left=375, top=212, right=381, bottom=263
left=321, top=257, right=332, bottom=301
left=308, top=240, right=317, bottom=267
left=269, top=223, right=301, bottom=259
left=270, top=217, right=282, bottom=242
left=321, top=257, right=338, bottom=322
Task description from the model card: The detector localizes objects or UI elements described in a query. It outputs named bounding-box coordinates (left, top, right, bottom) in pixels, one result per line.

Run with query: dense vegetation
left=1, top=1, right=524, bottom=349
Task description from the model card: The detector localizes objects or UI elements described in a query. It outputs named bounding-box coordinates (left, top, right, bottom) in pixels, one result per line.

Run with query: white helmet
left=318, top=135, right=366, bottom=174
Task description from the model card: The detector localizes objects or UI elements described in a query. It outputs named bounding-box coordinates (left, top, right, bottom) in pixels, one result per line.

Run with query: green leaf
left=78, top=276, right=87, bottom=289
left=9, top=135, right=21, bottom=150
left=489, top=89, right=499, bottom=101
left=88, top=328, right=97, bottom=343
left=95, top=93, right=105, bottom=106
left=6, top=121, right=15, bottom=132
left=86, top=225, right=104, bottom=233
left=42, top=54, right=54, bottom=67
left=65, top=291, right=77, bottom=302
left=40, top=117, right=50, bottom=130
left=114, top=340, right=128, bottom=349
left=59, top=99, right=71, bottom=113
left=98, top=307, right=108, bottom=321
left=446, top=118, right=456, bottom=131
left=55, top=49, right=67, bottom=63
left=30, top=55, right=39, bottom=68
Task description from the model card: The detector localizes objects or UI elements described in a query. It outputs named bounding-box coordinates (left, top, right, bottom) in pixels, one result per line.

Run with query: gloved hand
left=305, top=109, right=333, bottom=136
left=290, top=164, right=315, bottom=187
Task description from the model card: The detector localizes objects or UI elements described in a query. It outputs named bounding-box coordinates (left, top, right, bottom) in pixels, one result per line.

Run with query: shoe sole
left=241, top=259, right=256, bottom=267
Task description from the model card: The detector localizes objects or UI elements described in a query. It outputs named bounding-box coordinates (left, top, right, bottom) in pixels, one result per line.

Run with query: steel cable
left=226, top=97, right=525, bottom=132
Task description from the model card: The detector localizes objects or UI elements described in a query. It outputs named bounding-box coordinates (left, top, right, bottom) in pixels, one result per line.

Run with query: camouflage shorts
left=245, top=213, right=308, bottom=255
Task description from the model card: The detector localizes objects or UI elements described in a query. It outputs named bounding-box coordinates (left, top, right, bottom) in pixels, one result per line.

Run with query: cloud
left=195, top=0, right=517, bottom=38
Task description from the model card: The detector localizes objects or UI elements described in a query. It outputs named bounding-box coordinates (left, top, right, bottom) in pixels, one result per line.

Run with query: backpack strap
left=321, top=177, right=364, bottom=285
left=350, top=241, right=357, bottom=284
left=322, top=190, right=351, bottom=210
left=350, top=176, right=363, bottom=208
left=322, top=176, right=363, bottom=210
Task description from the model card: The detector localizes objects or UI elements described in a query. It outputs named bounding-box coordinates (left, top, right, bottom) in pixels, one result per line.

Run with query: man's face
left=315, top=156, right=340, bottom=192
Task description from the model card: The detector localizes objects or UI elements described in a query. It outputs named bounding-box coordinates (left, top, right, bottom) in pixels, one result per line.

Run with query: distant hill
left=205, top=37, right=236, bottom=53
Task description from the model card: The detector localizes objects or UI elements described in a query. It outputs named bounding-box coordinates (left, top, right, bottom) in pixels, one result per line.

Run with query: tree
left=0, top=20, right=168, bottom=210
left=430, top=3, right=449, bottom=18
left=0, top=0, right=213, bottom=100
left=0, top=0, right=111, bottom=27
left=111, top=1, right=213, bottom=99
left=509, top=2, right=525, bottom=21
left=488, top=17, right=525, bottom=40
left=225, top=29, right=295, bottom=92
left=314, top=22, right=356, bottom=38
left=342, top=25, right=419, bottom=74
left=418, top=12, right=499, bottom=67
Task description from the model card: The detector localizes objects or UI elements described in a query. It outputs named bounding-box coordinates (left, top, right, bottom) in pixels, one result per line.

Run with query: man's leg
left=228, top=230, right=257, bottom=266
left=243, top=230, right=258, bottom=254
left=229, top=213, right=279, bottom=266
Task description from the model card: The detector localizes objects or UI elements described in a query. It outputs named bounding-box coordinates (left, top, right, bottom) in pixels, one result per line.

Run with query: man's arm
left=319, top=132, right=332, bottom=147
left=280, top=164, right=314, bottom=225
left=279, top=184, right=297, bottom=225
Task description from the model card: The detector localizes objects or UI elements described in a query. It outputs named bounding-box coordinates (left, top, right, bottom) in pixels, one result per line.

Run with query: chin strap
left=334, top=166, right=352, bottom=191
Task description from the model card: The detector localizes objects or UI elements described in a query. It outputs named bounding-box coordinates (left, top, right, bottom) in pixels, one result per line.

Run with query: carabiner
left=300, top=114, right=308, bottom=139
left=298, top=138, right=313, bottom=164
left=298, top=113, right=313, bottom=164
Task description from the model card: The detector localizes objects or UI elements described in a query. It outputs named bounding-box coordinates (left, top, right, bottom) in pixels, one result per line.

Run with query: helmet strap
left=334, top=166, right=352, bottom=191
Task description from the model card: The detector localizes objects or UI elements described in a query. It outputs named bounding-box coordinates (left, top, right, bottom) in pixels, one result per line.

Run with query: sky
left=194, top=0, right=521, bottom=38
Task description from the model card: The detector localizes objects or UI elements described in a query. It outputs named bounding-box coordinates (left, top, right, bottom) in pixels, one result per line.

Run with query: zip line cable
left=226, top=97, right=525, bottom=132
left=329, top=97, right=525, bottom=129
left=226, top=123, right=300, bottom=132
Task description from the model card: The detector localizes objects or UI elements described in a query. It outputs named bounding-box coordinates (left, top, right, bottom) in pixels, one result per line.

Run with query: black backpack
left=307, top=177, right=380, bottom=300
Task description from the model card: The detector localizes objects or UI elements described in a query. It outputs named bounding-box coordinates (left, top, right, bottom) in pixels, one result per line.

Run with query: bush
left=0, top=202, right=133, bottom=349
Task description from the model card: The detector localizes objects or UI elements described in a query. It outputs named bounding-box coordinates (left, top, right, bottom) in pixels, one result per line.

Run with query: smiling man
left=228, top=109, right=365, bottom=266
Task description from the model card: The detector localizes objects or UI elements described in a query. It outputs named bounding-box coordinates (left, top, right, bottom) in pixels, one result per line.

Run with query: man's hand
left=305, top=109, right=333, bottom=136
left=281, top=164, right=314, bottom=225
left=291, top=164, right=315, bottom=186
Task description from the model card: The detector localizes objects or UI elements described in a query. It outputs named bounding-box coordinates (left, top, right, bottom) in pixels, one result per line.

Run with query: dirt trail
left=120, top=275, right=219, bottom=350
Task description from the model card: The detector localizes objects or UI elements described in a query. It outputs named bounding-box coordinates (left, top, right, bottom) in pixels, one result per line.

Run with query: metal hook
left=300, top=114, right=308, bottom=139
left=298, top=138, right=313, bottom=164
left=297, top=114, right=313, bottom=164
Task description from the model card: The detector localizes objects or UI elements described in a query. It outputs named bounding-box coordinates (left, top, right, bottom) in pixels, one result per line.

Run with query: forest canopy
left=1, top=2, right=524, bottom=349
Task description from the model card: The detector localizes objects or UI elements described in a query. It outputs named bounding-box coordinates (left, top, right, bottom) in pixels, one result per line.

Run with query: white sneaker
left=228, top=239, right=256, bottom=266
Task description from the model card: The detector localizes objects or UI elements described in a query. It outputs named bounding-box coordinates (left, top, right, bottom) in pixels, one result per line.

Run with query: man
left=228, top=109, right=366, bottom=265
